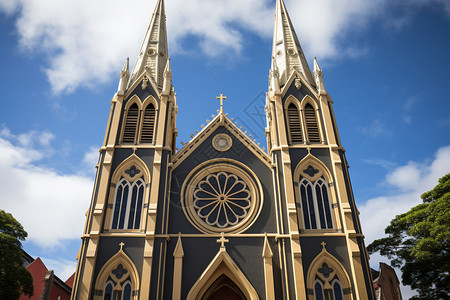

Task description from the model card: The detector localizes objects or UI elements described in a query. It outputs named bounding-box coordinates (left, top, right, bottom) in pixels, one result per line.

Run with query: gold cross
left=119, top=242, right=125, bottom=251
left=321, top=242, right=326, bottom=250
left=216, top=93, right=227, bottom=113
left=217, top=232, right=229, bottom=249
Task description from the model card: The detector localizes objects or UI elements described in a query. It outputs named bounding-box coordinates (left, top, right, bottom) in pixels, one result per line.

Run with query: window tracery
left=111, top=177, right=144, bottom=230
left=300, top=177, right=333, bottom=230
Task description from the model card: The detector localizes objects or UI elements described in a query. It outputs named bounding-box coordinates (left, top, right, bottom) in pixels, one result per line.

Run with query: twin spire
left=122, top=0, right=320, bottom=94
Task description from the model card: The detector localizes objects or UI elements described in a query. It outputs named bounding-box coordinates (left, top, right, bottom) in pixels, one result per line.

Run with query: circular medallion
left=212, top=134, right=232, bottom=152
left=181, top=160, right=262, bottom=234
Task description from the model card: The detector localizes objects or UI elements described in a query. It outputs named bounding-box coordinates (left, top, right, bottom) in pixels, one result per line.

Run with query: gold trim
left=212, top=133, right=233, bottom=152
left=181, top=159, right=263, bottom=234
left=94, top=246, right=140, bottom=300
left=306, top=244, right=353, bottom=300
left=186, top=249, right=259, bottom=300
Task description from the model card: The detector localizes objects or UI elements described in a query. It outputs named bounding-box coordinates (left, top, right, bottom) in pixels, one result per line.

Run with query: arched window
left=103, top=280, right=114, bottom=300
left=122, top=103, right=139, bottom=143
left=300, top=178, right=333, bottom=229
left=332, top=279, right=344, bottom=300
left=314, top=280, right=324, bottom=300
left=287, top=103, right=303, bottom=143
left=140, top=103, right=156, bottom=143
left=122, top=281, right=132, bottom=300
left=304, top=103, right=320, bottom=143
left=111, top=178, right=145, bottom=230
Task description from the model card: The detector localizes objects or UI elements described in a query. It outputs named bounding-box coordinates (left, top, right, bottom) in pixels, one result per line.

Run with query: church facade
left=70, top=0, right=375, bottom=299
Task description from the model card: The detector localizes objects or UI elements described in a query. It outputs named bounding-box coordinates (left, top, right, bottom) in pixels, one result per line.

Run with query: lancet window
left=299, top=177, right=333, bottom=230
left=111, top=177, right=144, bottom=230
left=140, top=103, right=156, bottom=143
left=101, top=267, right=134, bottom=300
left=122, top=103, right=139, bottom=143
left=287, top=103, right=303, bottom=143
left=304, top=103, right=320, bottom=143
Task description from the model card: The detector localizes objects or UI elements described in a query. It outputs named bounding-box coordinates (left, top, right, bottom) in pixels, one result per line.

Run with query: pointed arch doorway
left=202, top=275, right=246, bottom=300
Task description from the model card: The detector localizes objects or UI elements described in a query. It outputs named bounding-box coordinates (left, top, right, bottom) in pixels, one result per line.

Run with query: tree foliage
left=368, top=174, right=450, bottom=300
left=0, top=210, right=33, bottom=299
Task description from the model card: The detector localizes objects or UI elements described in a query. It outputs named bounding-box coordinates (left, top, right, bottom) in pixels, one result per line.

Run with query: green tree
left=0, top=210, right=33, bottom=299
left=368, top=174, right=450, bottom=300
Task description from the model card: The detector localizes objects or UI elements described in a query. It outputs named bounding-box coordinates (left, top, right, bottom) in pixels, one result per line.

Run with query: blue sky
left=1, top=0, right=449, bottom=297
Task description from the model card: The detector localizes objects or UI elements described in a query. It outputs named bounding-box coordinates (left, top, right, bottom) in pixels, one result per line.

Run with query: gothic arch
left=141, top=95, right=159, bottom=110
left=300, top=95, right=323, bottom=144
left=293, top=154, right=341, bottom=230
left=284, top=95, right=305, bottom=144
left=306, top=245, right=353, bottom=300
left=139, top=96, right=159, bottom=144
left=94, top=246, right=140, bottom=300
left=105, top=154, right=151, bottom=231
left=111, top=154, right=151, bottom=184
left=293, top=154, right=333, bottom=183
left=121, top=95, right=143, bottom=144
left=187, top=250, right=259, bottom=300
left=124, top=95, right=143, bottom=111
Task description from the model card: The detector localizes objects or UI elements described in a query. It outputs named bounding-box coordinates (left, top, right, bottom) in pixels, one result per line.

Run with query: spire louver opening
left=287, top=103, right=303, bottom=143
left=123, top=104, right=139, bottom=143
left=140, top=104, right=156, bottom=143
left=305, top=104, right=320, bottom=143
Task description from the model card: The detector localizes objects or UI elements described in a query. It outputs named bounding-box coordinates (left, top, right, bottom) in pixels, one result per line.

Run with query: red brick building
left=372, top=263, right=403, bottom=300
left=20, top=256, right=73, bottom=300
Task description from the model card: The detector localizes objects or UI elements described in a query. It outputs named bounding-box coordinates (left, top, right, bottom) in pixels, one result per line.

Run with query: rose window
left=193, top=172, right=251, bottom=228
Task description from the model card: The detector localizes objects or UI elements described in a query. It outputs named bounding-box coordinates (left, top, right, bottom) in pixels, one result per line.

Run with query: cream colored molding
left=124, top=70, right=162, bottom=100
left=306, top=243, right=353, bottom=300
left=172, top=113, right=271, bottom=169
left=180, top=159, right=263, bottom=234
left=140, top=237, right=154, bottom=299
left=262, top=235, right=275, bottom=300
left=172, top=234, right=184, bottom=300
left=186, top=248, right=259, bottom=300
left=281, top=70, right=319, bottom=99
left=93, top=243, right=140, bottom=300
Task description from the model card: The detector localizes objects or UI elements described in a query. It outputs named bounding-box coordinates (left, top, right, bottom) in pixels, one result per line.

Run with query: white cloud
left=40, top=257, right=77, bottom=282
left=81, top=146, right=100, bottom=177
left=0, top=128, right=93, bottom=248
left=359, top=145, right=450, bottom=297
left=1, top=0, right=449, bottom=94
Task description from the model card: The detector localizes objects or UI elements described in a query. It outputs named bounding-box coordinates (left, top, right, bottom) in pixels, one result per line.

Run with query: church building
left=70, top=0, right=375, bottom=299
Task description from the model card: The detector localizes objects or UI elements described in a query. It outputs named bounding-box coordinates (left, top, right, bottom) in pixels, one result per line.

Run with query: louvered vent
left=305, top=103, right=320, bottom=143
left=122, top=104, right=139, bottom=143
left=287, top=103, right=303, bottom=143
left=141, top=104, right=156, bottom=143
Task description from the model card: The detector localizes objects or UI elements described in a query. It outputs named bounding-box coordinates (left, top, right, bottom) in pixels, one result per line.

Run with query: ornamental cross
left=216, top=93, right=227, bottom=113
left=217, top=232, right=229, bottom=249
left=119, top=242, right=125, bottom=251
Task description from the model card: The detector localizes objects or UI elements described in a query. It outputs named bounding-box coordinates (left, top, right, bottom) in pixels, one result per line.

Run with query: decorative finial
left=216, top=93, right=227, bottom=114
left=119, top=242, right=125, bottom=251
left=321, top=242, right=327, bottom=250
left=217, top=232, right=229, bottom=250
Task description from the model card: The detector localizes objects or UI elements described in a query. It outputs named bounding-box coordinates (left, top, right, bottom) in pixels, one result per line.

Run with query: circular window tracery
left=194, top=172, right=251, bottom=228
left=181, top=161, right=262, bottom=234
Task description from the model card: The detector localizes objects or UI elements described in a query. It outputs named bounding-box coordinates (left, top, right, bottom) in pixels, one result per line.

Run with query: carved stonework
left=318, top=263, right=334, bottom=278
left=303, top=165, right=319, bottom=177
left=112, top=264, right=128, bottom=280
left=125, top=165, right=141, bottom=178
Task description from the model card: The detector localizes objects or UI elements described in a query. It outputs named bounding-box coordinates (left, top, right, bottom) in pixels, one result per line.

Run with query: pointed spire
left=173, top=234, right=184, bottom=258
left=162, top=58, right=172, bottom=95
left=117, top=57, right=130, bottom=93
left=313, top=57, right=327, bottom=95
left=130, top=0, right=169, bottom=92
left=272, top=0, right=315, bottom=88
left=262, top=235, right=273, bottom=258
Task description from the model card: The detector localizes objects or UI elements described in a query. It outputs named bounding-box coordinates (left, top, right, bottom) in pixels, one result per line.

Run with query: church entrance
left=203, top=275, right=246, bottom=300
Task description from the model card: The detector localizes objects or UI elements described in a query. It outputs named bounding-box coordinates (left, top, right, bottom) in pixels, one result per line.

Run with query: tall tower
left=71, top=0, right=375, bottom=299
